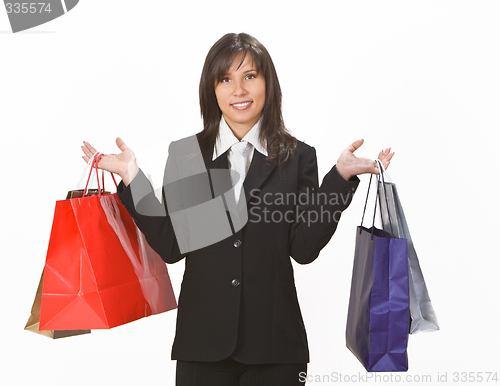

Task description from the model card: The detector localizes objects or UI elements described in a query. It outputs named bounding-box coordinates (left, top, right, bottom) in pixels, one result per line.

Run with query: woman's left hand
left=336, top=139, right=394, bottom=180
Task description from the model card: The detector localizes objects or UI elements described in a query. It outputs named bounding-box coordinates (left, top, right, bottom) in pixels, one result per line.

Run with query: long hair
left=199, top=33, right=297, bottom=166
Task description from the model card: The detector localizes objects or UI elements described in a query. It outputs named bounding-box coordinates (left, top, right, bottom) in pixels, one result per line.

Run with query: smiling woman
left=214, top=53, right=266, bottom=139
left=81, top=32, right=393, bottom=386
left=198, top=33, right=299, bottom=167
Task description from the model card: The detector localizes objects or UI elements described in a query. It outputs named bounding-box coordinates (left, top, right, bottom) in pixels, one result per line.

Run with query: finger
left=97, top=154, right=108, bottom=165
left=347, top=139, right=364, bottom=154
left=81, top=144, right=95, bottom=160
left=82, top=154, right=102, bottom=164
left=380, top=150, right=394, bottom=163
left=83, top=141, right=98, bottom=155
left=365, top=158, right=381, bottom=174
left=378, top=148, right=394, bottom=163
left=116, top=137, right=130, bottom=153
left=82, top=151, right=102, bottom=166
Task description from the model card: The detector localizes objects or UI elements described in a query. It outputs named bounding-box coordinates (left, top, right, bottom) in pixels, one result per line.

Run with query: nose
left=232, top=79, right=247, bottom=96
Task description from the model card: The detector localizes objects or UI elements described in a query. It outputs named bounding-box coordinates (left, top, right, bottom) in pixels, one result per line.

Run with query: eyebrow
left=220, top=65, right=258, bottom=80
left=222, top=68, right=257, bottom=77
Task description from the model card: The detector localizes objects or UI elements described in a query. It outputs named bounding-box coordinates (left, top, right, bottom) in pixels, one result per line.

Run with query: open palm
left=81, top=137, right=139, bottom=185
left=336, top=139, right=394, bottom=180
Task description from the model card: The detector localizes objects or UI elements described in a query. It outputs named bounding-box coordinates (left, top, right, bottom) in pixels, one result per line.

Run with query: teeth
left=232, top=102, right=251, bottom=107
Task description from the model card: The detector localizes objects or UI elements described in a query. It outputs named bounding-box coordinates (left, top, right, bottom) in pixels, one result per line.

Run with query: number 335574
left=5, top=3, right=52, bottom=14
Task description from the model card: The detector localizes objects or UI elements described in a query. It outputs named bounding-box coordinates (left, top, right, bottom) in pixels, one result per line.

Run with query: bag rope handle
left=359, top=160, right=395, bottom=239
left=82, top=152, right=118, bottom=197
left=377, top=160, right=395, bottom=237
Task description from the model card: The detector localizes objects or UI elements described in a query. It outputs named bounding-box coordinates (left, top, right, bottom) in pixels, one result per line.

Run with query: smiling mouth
left=231, top=101, right=253, bottom=110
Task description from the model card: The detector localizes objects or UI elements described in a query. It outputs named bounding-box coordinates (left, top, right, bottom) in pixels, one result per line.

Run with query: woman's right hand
left=82, top=137, right=139, bottom=186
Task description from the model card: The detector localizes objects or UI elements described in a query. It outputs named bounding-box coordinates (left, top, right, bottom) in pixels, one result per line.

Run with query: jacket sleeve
left=116, top=142, right=186, bottom=264
left=288, top=145, right=360, bottom=264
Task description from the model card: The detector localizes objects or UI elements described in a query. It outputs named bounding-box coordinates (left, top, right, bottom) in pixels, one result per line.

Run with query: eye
left=220, top=77, right=230, bottom=83
left=246, top=73, right=257, bottom=80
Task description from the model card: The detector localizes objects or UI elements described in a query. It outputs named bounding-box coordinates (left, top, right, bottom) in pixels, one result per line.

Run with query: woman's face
left=214, top=53, right=266, bottom=137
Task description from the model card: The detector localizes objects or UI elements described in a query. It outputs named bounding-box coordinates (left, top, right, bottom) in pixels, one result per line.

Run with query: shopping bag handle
left=377, top=160, right=395, bottom=236
left=359, top=160, right=394, bottom=238
left=82, top=152, right=118, bottom=197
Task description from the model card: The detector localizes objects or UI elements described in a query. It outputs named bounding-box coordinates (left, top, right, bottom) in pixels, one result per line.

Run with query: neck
left=224, top=116, right=260, bottom=141
left=230, top=127, right=250, bottom=141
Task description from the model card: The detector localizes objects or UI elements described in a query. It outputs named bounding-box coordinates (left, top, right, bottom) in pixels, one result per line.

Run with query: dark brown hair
left=199, top=33, right=297, bottom=166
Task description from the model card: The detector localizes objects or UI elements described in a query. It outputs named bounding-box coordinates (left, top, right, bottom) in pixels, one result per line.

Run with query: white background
left=1, top=1, right=499, bottom=385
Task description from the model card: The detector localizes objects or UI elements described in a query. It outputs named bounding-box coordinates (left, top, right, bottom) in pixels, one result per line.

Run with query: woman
left=82, top=33, right=393, bottom=386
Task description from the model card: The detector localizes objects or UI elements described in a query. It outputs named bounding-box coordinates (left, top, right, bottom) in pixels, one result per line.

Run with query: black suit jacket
left=117, top=133, right=359, bottom=364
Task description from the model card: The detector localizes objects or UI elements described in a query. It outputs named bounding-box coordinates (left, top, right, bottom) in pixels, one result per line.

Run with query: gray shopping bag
left=377, top=168, right=439, bottom=334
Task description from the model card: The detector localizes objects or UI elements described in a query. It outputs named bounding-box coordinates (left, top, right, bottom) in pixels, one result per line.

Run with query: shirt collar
left=212, top=117, right=268, bottom=160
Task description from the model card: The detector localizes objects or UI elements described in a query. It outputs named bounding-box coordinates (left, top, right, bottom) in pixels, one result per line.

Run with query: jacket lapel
left=242, top=150, right=276, bottom=206
left=201, top=142, right=229, bottom=171
left=201, top=142, right=232, bottom=203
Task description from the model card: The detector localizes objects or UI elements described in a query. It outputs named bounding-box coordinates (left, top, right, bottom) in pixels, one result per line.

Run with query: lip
left=230, top=101, right=253, bottom=110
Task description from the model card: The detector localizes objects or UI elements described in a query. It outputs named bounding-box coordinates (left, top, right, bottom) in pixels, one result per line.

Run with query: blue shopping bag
left=346, top=163, right=409, bottom=372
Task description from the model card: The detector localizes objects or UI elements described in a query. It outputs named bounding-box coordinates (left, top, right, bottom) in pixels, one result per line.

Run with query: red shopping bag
left=39, top=154, right=177, bottom=330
